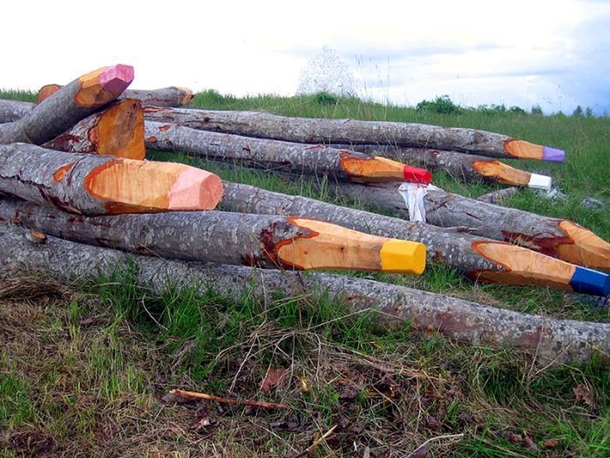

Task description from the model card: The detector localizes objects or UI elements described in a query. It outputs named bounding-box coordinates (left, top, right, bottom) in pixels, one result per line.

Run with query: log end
left=175, top=86, right=194, bottom=105
left=76, top=64, right=134, bottom=108
left=380, top=239, right=426, bottom=275
left=569, top=267, right=610, bottom=296
left=504, top=139, right=565, bottom=163
left=168, top=167, right=224, bottom=210
left=98, top=99, right=145, bottom=159
left=557, top=220, right=610, bottom=271
left=472, top=160, right=531, bottom=186
left=37, top=84, right=61, bottom=104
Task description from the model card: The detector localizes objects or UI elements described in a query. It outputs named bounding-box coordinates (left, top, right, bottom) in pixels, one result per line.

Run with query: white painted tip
left=528, top=173, right=552, bottom=190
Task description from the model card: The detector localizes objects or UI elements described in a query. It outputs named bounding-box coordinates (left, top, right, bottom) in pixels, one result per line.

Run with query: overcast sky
left=3, top=0, right=609, bottom=114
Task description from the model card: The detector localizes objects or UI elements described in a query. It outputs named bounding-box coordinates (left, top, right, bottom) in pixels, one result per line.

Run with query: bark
left=0, top=99, right=33, bottom=123
left=0, top=65, right=134, bottom=145
left=0, top=197, right=425, bottom=274
left=142, top=107, right=565, bottom=162
left=327, top=181, right=610, bottom=271
left=145, top=121, right=431, bottom=184
left=42, top=99, right=145, bottom=159
left=477, top=187, right=520, bottom=204
left=38, top=84, right=194, bottom=107
left=0, top=143, right=223, bottom=215
left=1, top=222, right=607, bottom=366
left=218, top=181, right=608, bottom=295
left=330, top=144, right=552, bottom=189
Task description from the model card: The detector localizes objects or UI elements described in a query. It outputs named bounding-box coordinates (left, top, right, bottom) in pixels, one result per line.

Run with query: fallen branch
left=290, top=424, right=338, bottom=458
left=163, top=388, right=289, bottom=410
left=0, top=144, right=223, bottom=214
left=0, top=65, right=133, bottom=145
left=1, top=222, right=608, bottom=365
left=142, top=106, right=565, bottom=161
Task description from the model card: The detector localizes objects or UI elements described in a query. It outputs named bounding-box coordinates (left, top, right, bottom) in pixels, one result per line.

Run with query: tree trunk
left=330, top=144, right=552, bottom=189
left=145, top=121, right=431, bottom=184
left=327, top=181, right=610, bottom=271
left=0, top=198, right=425, bottom=274
left=0, top=99, right=33, bottom=123
left=38, top=84, right=194, bottom=107
left=218, top=181, right=608, bottom=296
left=42, top=99, right=145, bottom=159
left=0, top=143, right=223, bottom=215
left=477, top=187, right=520, bottom=204
left=142, top=107, right=565, bottom=162
left=1, top=222, right=607, bottom=366
left=0, top=65, right=134, bottom=145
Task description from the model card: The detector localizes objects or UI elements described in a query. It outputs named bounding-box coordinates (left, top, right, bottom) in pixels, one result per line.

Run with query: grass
left=0, top=89, right=609, bottom=456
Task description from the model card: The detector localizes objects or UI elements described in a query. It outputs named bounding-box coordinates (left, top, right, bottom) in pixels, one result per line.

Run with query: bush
left=416, top=95, right=463, bottom=114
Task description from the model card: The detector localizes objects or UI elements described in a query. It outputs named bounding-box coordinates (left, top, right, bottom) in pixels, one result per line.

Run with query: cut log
left=0, top=198, right=425, bottom=274
left=1, top=222, right=608, bottom=366
left=0, top=99, right=33, bottom=123
left=42, top=99, right=145, bottom=159
left=330, top=144, right=552, bottom=189
left=142, top=107, right=565, bottom=162
left=38, top=84, right=194, bottom=107
left=0, top=143, right=223, bottom=214
left=326, top=181, right=610, bottom=271
left=145, top=121, right=431, bottom=184
left=218, top=181, right=609, bottom=296
left=0, top=65, right=134, bottom=145
left=477, top=187, right=520, bottom=204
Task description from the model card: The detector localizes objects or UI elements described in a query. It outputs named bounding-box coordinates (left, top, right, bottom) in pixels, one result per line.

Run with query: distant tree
left=572, top=105, right=584, bottom=117
left=531, top=105, right=543, bottom=115
left=296, top=46, right=357, bottom=97
left=585, top=107, right=594, bottom=117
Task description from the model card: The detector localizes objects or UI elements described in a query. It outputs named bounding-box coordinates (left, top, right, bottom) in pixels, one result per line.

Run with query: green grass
left=1, top=89, right=609, bottom=456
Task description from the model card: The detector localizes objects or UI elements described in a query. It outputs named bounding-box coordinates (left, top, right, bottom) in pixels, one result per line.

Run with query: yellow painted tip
left=380, top=239, right=426, bottom=275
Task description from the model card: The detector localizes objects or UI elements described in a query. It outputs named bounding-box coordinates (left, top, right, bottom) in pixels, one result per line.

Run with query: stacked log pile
left=1, top=65, right=609, bottom=365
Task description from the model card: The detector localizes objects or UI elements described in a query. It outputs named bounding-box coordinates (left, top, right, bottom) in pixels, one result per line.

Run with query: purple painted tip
left=100, top=64, right=134, bottom=94
left=542, top=146, right=565, bottom=162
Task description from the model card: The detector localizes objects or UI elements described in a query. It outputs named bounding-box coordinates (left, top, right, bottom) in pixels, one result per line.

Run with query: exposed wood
left=330, top=144, right=552, bottom=189
left=42, top=99, right=145, bottom=159
left=326, top=181, right=610, bottom=271
left=142, top=107, right=565, bottom=162
left=0, top=99, right=33, bottom=123
left=38, top=84, right=194, bottom=107
left=2, top=222, right=608, bottom=366
left=0, top=198, right=426, bottom=274
left=145, top=121, right=431, bottom=184
left=0, top=65, right=134, bottom=145
left=218, top=181, right=609, bottom=296
left=164, top=389, right=289, bottom=410
left=477, top=187, right=520, bottom=204
left=0, top=143, right=223, bottom=215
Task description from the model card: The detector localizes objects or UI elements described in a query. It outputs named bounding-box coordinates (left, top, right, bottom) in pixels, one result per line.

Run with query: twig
left=407, top=433, right=464, bottom=457
left=290, top=424, right=338, bottom=458
left=166, top=388, right=290, bottom=410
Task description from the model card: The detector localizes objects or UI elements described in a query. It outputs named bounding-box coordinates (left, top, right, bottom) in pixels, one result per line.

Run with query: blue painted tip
left=570, top=267, right=610, bottom=296
left=542, top=146, right=565, bottom=162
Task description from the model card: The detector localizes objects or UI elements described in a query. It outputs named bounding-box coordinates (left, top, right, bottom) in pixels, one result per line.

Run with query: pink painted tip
left=403, top=166, right=432, bottom=184
left=100, top=64, right=134, bottom=94
left=168, top=168, right=223, bottom=210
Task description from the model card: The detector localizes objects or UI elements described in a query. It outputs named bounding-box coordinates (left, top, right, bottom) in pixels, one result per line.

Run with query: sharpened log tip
left=380, top=239, right=426, bottom=274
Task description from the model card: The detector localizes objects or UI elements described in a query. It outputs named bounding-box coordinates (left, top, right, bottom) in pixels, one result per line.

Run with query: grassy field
left=0, top=89, right=609, bottom=457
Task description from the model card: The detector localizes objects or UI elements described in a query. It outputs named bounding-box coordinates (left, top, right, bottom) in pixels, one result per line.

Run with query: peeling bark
left=0, top=65, right=133, bottom=145
left=328, top=181, right=610, bottom=271
left=0, top=198, right=425, bottom=274
left=145, top=121, right=430, bottom=184
left=1, top=222, right=607, bottom=366
left=0, top=143, right=223, bottom=215
left=142, top=107, right=564, bottom=161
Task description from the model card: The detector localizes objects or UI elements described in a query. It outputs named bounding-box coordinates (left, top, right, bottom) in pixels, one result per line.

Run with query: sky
left=3, top=0, right=609, bottom=114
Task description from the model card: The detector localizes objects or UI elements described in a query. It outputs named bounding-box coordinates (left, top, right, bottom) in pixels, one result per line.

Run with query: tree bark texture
left=0, top=65, right=134, bottom=145
left=0, top=198, right=425, bottom=274
left=219, top=181, right=609, bottom=295
left=38, top=85, right=194, bottom=107
left=0, top=100, right=33, bottom=123
left=329, top=144, right=552, bottom=189
left=145, top=121, right=431, bottom=184
left=42, top=99, right=145, bottom=159
left=327, top=181, right=610, bottom=271
left=0, top=143, right=223, bottom=215
left=477, top=187, right=520, bottom=204
left=1, top=222, right=607, bottom=366
left=142, top=107, right=565, bottom=162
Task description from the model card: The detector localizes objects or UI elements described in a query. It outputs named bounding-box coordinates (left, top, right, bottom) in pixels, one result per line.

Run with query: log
left=145, top=121, right=431, bottom=184
left=477, top=187, right=520, bottom=204
left=0, top=65, right=134, bottom=145
left=0, top=99, right=33, bottom=123
left=142, top=107, right=566, bottom=162
left=38, top=84, right=194, bottom=107
left=329, top=144, right=552, bottom=189
left=1, top=222, right=608, bottom=366
left=326, top=181, right=610, bottom=271
left=0, top=143, right=223, bottom=214
left=42, top=99, right=145, bottom=159
left=218, top=181, right=609, bottom=296
left=0, top=198, right=426, bottom=274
